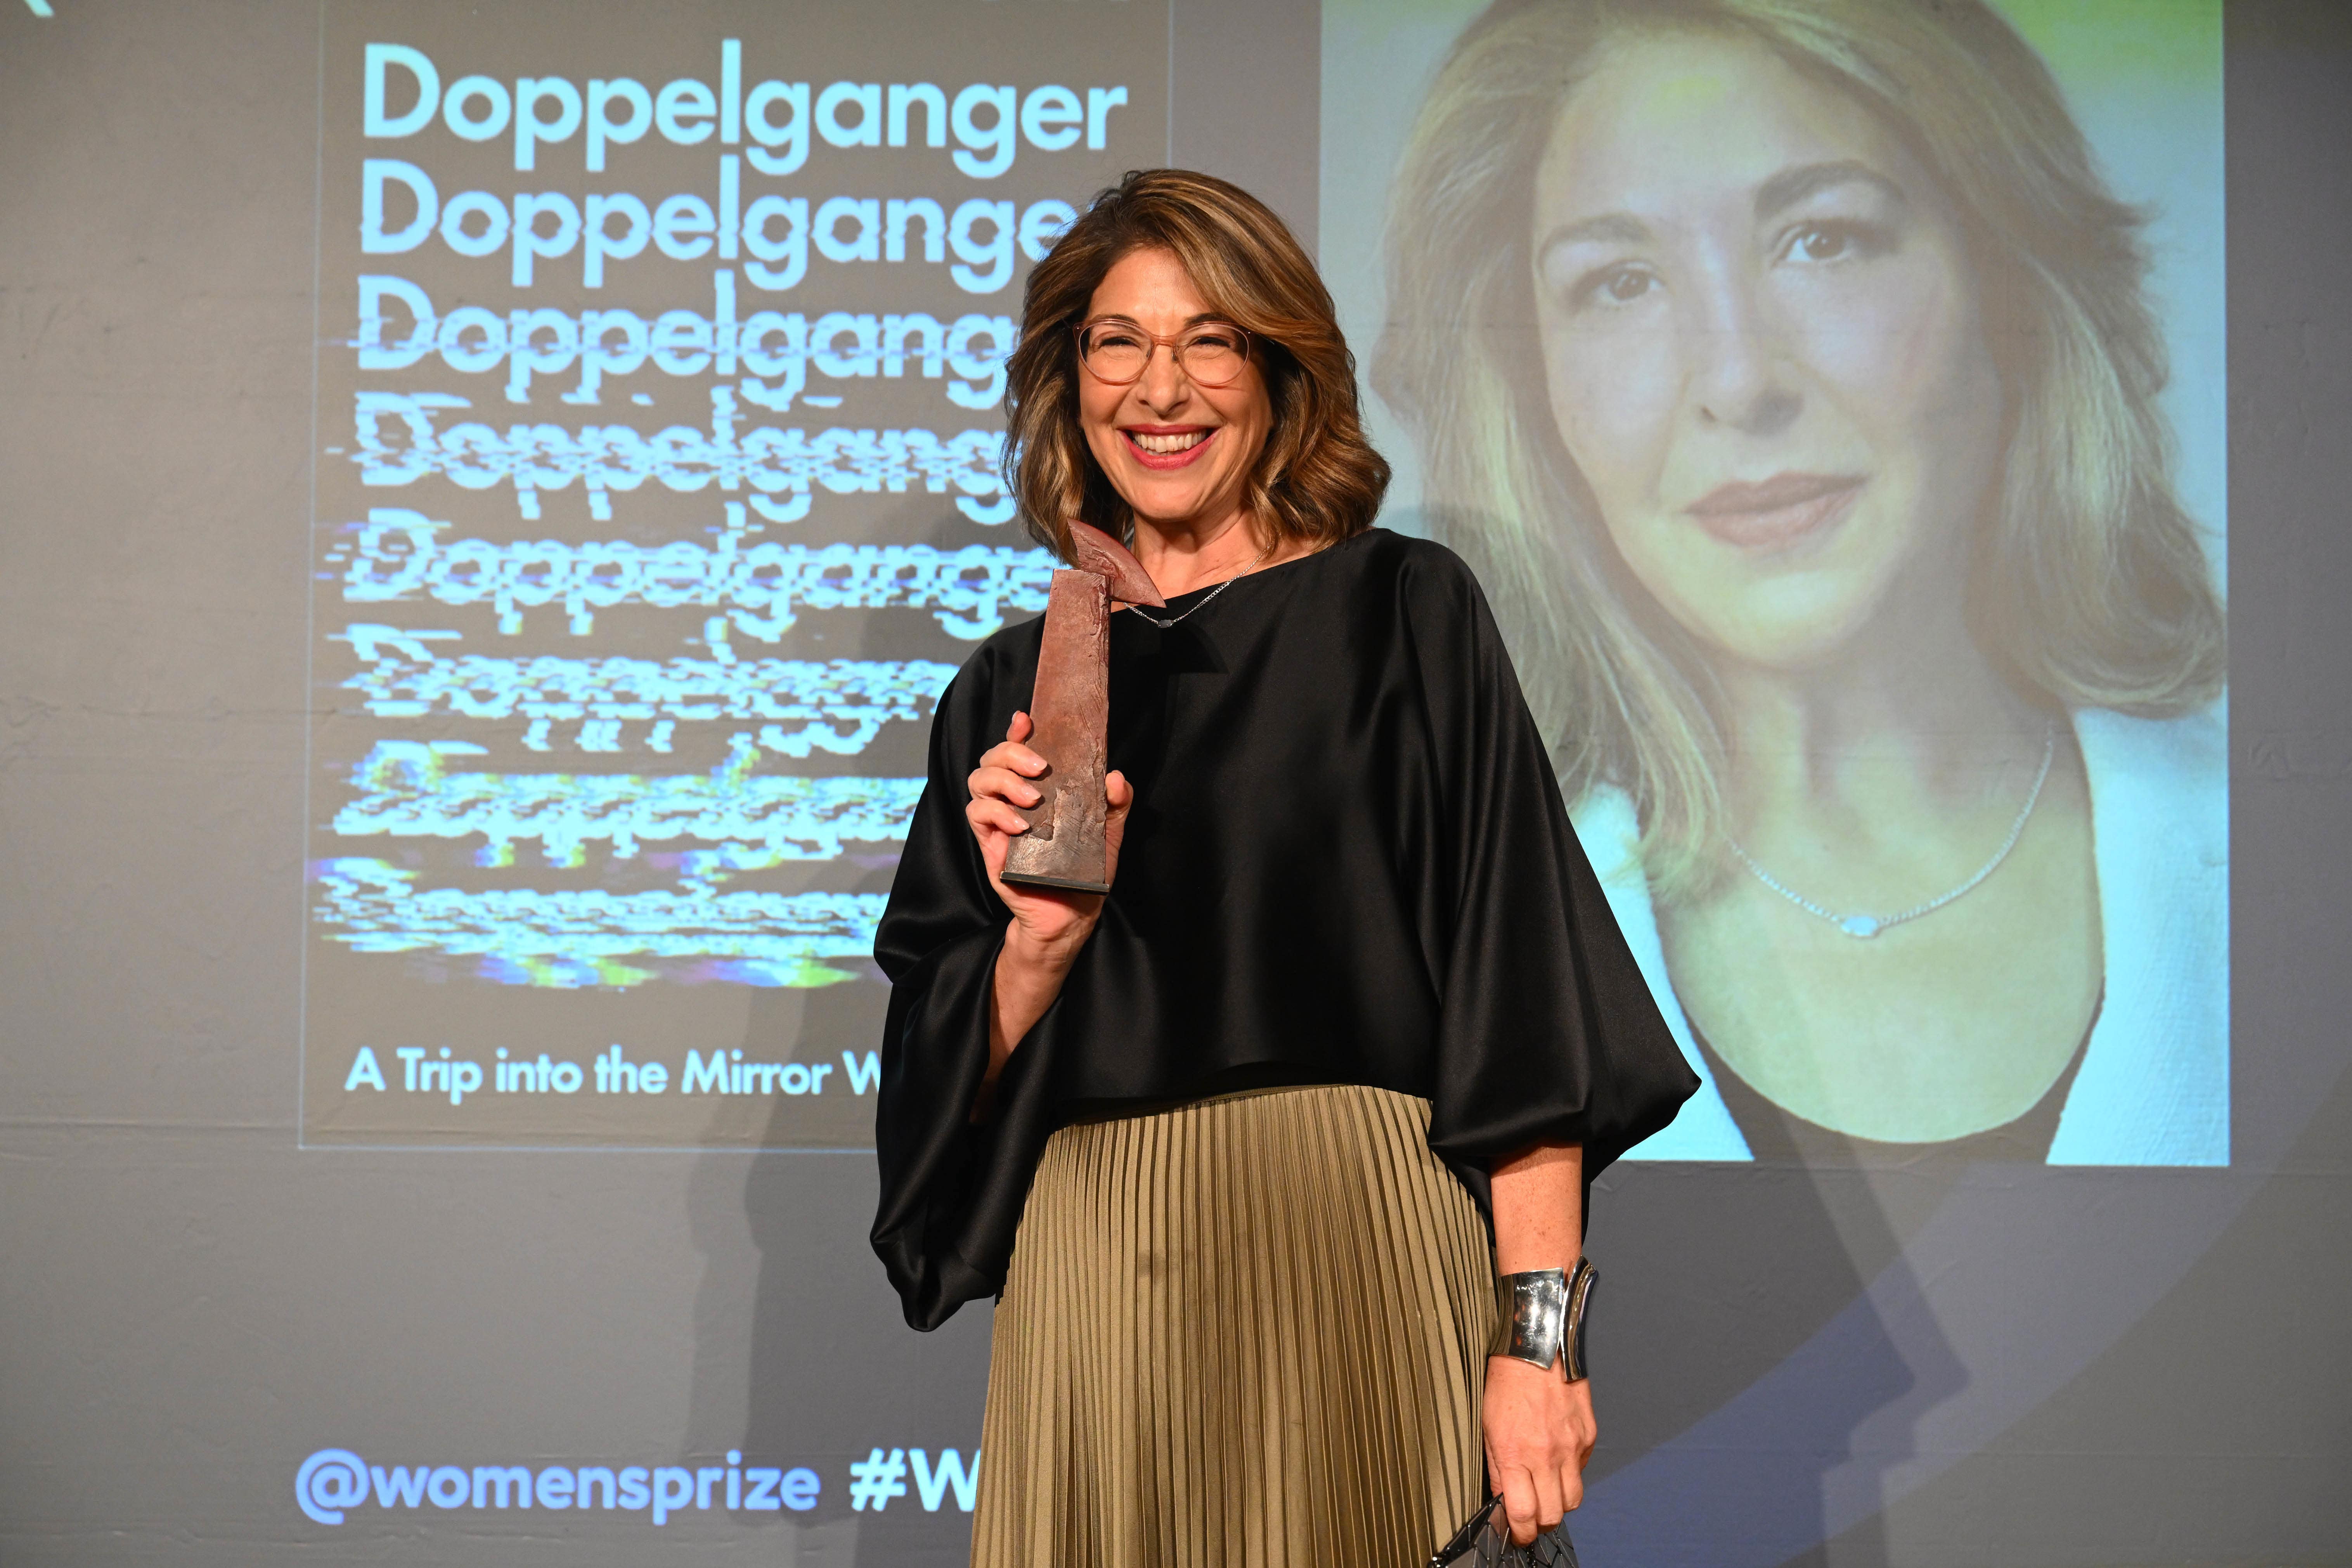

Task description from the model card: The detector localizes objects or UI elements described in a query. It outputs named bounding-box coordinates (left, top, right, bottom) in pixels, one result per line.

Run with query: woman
left=871, top=170, right=1695, bottom=1563
left=1377, top=0, right=2227, bottom=1166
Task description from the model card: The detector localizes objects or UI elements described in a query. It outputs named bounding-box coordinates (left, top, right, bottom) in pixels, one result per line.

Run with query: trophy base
left=998, top=869, right=1113, bottom=895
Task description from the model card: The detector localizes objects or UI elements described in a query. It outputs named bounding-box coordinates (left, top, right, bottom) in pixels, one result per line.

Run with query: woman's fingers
left=1495, top=1462, right=1541, bottom=1546
left=978, top=742, right=1047, bottom=777
left=1490, top=1460, right=1576, bottom=1549
left=968, top=764, right=1042, bottom=807
left=1100, top=770, right=1134, bottom=882
left=977, top=711, right=1045, bottom=780
left=1482, top=1357, right=1594, bottom=1547
left=968, top=715, right=1131, bottom=900
left=1531, top=1462, right=1567, bottom=1534
left=1103, top=771, right=1132, bottom=846
left=965, top=796, right=1030, bottom=839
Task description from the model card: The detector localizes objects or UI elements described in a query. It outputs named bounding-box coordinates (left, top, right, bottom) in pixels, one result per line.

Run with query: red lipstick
left=1121, top=425, right=1218, bottom=472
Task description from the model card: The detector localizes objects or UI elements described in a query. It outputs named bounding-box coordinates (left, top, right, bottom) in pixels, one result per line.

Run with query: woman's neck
left=1129, top=508, right=1280, bottom=598
left=1711, top=607, right=2050, bottom=832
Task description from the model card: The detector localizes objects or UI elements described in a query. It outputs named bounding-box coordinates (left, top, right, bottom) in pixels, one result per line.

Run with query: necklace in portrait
left=1122, top=539, right=1273, bottom=630
left=1728, top=723, right=2059, bottom=940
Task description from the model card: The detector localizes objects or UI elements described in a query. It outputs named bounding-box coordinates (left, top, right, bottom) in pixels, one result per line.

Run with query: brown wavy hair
left=1004, top=168, right=1390, bottom=560
left=1376, top=0, right=2226, bottom=897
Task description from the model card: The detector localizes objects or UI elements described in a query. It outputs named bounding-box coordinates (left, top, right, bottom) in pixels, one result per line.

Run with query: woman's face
left=1531, top=31, right=2006, bottom=672
left=1078, top=246, right=1273, bottom=539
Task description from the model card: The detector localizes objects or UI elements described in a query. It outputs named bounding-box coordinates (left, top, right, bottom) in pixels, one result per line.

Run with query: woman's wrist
left=980, top=917, right=1090, bottom=1100
left=1488, top=1258, right=1597, bottom=1381
left=1001, top=914, right=1093, bottom=975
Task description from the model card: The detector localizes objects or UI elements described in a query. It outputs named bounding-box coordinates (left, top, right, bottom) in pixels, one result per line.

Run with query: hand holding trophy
left=997, top=520, right=1164, bottom=894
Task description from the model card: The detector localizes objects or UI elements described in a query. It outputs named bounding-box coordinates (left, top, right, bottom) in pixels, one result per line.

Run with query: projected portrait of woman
left=1377, top=0, right=2227, bottom=1164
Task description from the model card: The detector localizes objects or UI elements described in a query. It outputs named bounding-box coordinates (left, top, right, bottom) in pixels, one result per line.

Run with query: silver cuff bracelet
left=1487, top=1257, right=1596, bottom=1381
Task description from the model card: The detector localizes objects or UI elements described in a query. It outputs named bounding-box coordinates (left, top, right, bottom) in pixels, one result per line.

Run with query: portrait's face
left=1078, top=246, right=1273, bottom=537
left=1531, top=30, right=2006, bottom=672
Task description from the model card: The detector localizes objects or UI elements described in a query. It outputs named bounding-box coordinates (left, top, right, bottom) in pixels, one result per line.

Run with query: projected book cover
left=1321, top=0, right=2228, bottom=1169
left=301, top=1, right=1169, bottom=1148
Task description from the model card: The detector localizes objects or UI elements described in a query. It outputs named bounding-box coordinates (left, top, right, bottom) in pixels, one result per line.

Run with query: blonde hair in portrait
left=1375, top=0, right=2226, bottom=901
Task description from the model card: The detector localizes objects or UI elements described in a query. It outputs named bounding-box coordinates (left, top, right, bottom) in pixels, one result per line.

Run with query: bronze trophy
left=998, top=520, right=1165, bottom=895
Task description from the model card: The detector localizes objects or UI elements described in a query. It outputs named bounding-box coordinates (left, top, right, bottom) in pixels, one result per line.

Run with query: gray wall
left=2, top=2, right=2347, bottom=1565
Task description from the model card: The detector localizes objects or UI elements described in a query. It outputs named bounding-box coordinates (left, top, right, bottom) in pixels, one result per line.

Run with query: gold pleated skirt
left=972, top=1084, right=1496, bottom=1568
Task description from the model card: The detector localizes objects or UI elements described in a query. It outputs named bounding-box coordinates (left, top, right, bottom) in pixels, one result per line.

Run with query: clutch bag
left=1429, top=1496, right=1580, bottom=1567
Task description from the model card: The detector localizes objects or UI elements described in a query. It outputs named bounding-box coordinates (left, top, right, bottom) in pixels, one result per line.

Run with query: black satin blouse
left=870, top=529, right=1698, bottom=1330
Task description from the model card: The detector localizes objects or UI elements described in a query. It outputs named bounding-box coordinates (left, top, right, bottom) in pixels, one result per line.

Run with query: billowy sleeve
left=1396, top=547, right=1699, bottom=1189
left=868, top=638, right=1069, bottom=1331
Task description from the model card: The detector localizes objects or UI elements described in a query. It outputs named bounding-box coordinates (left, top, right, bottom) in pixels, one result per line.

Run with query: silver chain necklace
left=1123, top=540, right=1272, bottom=630
left=1728, top=723, right=2058, bottom=940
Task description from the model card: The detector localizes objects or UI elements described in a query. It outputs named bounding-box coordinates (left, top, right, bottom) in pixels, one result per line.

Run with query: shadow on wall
left=1580, top=1159, right=1973, bottom=1568
left=682, top=977, right=994, bottom=1568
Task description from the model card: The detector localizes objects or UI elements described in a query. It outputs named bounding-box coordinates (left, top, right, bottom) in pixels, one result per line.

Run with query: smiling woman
left=1001, top=169, right=1390, bottom=578
left=1378, top=0, right=2227, bottom=1164
left=870, top=168, right=1698, bottom=1563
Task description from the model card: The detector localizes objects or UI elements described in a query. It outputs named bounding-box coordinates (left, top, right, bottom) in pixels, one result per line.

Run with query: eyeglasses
left=1076, top=317, right=1252, bottom=388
